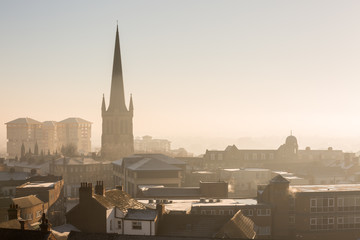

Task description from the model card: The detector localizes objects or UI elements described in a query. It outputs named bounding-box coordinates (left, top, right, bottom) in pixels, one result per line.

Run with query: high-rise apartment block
left=6, top=117, right=91, bottom=158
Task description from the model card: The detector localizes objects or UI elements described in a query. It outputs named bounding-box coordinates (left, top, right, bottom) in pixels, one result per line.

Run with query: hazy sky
left=2, top=1, right=360, bottom=154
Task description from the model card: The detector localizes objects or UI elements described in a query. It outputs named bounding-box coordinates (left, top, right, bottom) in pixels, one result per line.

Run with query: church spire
left=107, top=25, right=128, bottom=112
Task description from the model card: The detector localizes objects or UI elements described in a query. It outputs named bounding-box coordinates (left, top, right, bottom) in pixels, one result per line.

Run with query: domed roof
left=285, top=135, right=298, bottom=145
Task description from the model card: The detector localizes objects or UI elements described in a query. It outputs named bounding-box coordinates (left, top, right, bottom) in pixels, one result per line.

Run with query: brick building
left=258, top=175, right=360, bottom=240
left=15, top=175, right=65, bottom=226
left=66, top=181, right=160, bottom=235
left=113, top=154, right=186, bottom=197
left=50, top=157, right=112, bottom=198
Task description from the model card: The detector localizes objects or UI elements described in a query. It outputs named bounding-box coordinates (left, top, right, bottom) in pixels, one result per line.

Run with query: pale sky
left=2, top=1, right=360, bottom=155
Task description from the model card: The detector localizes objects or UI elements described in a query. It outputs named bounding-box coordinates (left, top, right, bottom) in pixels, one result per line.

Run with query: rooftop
left=54, top=157, right=109, bottom=166
left=58, top=117, right=92, bottom=124
left=92, top=189, right=145, bottom=211
left=19, top=182, right=55, bottom=188
left=140, top=198, right=259, bottom=213
left=124, top=209, right=157, bottom=221
left=13, top=195, right=43, bottom=208
left=139, top=187, right=200, bottom=198
left=127, top=158, right=181, bottom=171
left=6, top=118, right=41, bottom=125
left=291, top=184, right=360, bottom=193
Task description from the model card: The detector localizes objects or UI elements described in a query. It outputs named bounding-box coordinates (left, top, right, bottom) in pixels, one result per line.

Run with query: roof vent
left=216, top=199, right=221, bottom=202
left=149, top=199, right=154, bottom=203
left=209, top=199, right=214, bottom=203
left=200, top=198, right=206, bottom=203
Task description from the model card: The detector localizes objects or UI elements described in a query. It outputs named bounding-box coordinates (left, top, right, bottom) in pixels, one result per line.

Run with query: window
left=252, top=153, right=257, bottom=160
left=310, top=198, right=335, bottom=213
left=36, top=210, right=41, bottom=218
left=27, top=213, right=32, bottom=220
left=261, top=153, right=266, bottom=160
left=257, top=209, right=271, bottom=216
left=310, top=218, right=317, bottom=225
left=117, top=220, right=122, bottom=229
left=210, top=154, right=215, bottom=160
left=132, top=221, right=142, bottom=230
left=219, top=210, right=224, bottom=215
left=310, top=216, right=335, bottom=231
left=289, top=216, right=295, bottom=224
left=110, top=220, right=113, bottom=231
left=257, top=226, right=271, bottom=235
left=248, top=209, right=253, bottom=216
left=337, top=216, right=360, bottom=230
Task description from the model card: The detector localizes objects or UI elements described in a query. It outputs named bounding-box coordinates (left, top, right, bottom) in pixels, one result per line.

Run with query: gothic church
left=101, top=26, right=134, bottom=160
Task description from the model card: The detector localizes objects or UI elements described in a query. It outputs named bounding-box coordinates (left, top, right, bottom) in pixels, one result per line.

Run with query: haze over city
left=2, top=0, right=360, bottom=154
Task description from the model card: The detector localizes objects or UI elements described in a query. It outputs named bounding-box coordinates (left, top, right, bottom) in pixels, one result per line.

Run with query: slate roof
left=124, top=209, right=157, bottom=221
left=54, top=157, right=104, bottom=165
left=122, top=154, right=186, bottom=166
left=127, top=158, right=181, bottom=171
left=13, top=195, right=43, bottom=208
left=270, top=174, right=289, bottom=183
left=93, top=189, right=145, bottom=211
left=59, top=118, right=92, bottom=124
left=214, top=210, right=256, bottom=239
left=5, top=118, right=41, bottom=125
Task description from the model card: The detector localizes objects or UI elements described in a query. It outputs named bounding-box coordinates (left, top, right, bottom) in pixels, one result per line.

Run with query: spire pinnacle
left=129, top=94, right=134, bottom=111
left=107, top=25, right=128, bottom=112
left=102, top=94, right=106, bottom=112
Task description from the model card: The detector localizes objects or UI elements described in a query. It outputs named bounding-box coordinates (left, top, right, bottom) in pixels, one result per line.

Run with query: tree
left=61, top=143, right=78, bottom=157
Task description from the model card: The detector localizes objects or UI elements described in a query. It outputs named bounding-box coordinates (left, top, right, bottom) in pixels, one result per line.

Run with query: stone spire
left=107, top=25, right=128, bottom=112
left=34, top=141, right=39, bottom=155
left=21, top=143, right=25, bottom=158
left=129, top=94, right=134, bottom=112
left=101, top=94, right=106, bottom=113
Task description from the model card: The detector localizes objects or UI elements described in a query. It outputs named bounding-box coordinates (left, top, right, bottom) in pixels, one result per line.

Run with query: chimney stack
left=95, top=180, right=105, bottom=196
left=79, top=182, right=93, bottom=203
left=8, top=204, right=20, bottom=220
left=40, top=213, right=51, bottom=233
left=156, top=203, right=166, bottom=219
left=19, top=220, right=26, bottom=230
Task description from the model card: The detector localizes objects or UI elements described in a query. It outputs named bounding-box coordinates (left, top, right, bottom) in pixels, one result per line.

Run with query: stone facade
left=101, top=26, right=134, bottom=161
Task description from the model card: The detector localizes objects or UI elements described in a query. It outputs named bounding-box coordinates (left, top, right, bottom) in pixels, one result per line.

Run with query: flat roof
left=291, top=184, right=360, bottom=193
left=139, top=198, right=259, bottom=213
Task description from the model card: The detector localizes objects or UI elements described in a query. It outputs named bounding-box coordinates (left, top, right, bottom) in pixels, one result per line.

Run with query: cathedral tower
left=101, top=26, right=134, bottom=160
